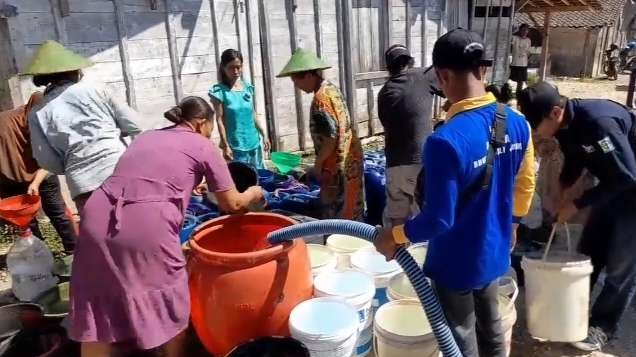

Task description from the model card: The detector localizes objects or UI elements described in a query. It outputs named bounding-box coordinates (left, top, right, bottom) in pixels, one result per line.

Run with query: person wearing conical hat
left=23, top=40, right=141, bottom=212
left=278, top=49, right=364, bottom=220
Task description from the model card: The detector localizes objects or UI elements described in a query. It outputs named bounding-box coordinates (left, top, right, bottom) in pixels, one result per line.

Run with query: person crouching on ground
left=277, top=49, right=365, bottom=221
left=69, top=96, right=264, bottom=357
left=518, top=82, right=636, bottom=352
left=374, top=28, right=536, bottom=357
left=24, top=40, right=141, bottom=213
left=378, top=44, right=443, bottom=227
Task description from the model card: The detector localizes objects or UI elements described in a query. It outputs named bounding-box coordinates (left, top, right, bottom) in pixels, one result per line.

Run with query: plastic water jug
left=6, top=229, right=58, bottom=301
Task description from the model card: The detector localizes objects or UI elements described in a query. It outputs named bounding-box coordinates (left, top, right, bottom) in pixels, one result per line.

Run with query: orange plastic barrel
left=188, top=213, right=313, bottom=357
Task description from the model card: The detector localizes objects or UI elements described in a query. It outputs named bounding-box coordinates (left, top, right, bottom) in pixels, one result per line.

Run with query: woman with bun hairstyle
left=68, top=96, right=264, bottom=357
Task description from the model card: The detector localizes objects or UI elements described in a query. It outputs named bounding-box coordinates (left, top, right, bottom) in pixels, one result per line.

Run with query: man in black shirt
left=377, top=45, right=443, bottom=226
left=518, top=82, right=636, bottom=352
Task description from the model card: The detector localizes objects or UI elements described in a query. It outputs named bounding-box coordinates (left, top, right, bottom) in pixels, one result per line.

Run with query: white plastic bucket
left=289, top=297, right=359, bottom=357
left=407, top=242, right=428, bottom=268
left=314, top=271, right=375, bottom=356
left=521, top=252, right=593, bottom=342
left=386, top=272, right=419, bottom=301
left=499, top=277, right=519, bottom=357
left=351, top=247, right=402, bottom=310
left=327, top=234, right=373, bottom=270
left=307, top=244, right=337, bottom=278
left=374, top=300, right=439, bottom=357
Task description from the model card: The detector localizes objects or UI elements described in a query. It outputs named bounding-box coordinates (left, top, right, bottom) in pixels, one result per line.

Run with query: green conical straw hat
left=22, top=40, right=93, bottom=75
left=276, top=48, right=331, bottom=78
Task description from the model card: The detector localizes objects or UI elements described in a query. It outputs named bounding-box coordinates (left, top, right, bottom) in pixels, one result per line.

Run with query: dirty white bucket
left=289, top=297, right=359, bottom=357
left=522, top=252, right=593, bottom=341
left=407, top=242, right=428, bottom=268
left=351, top=247, right=402, bottom=310
left=499, top=277, right=519, bottom=357
left=386, top=272, right=417, bottom=301
left=307, top=244, right=337, bottom=278
left=374, top=300, right=439, bottom=357
left=327, top=234, right=373, bottom=270
left=314, top=270, right=376, bottom=356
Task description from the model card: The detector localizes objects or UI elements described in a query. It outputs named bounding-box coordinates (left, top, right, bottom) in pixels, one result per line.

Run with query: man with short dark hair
left=518, top=82, right=636, bottom=352
left=377, top=45, right=442, bottom=226
left=374, top=28, right=536, bottom=357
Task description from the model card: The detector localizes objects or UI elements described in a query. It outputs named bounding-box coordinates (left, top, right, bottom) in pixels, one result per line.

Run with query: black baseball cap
left=385, top=45, right=413, bottom=67
left=433, top=28, right=493, bottom=70
left=517, top=81, right=562, bottom=129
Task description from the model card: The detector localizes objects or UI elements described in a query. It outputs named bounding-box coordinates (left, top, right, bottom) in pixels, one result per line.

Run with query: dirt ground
left=1, top=74, right=635, bottom=356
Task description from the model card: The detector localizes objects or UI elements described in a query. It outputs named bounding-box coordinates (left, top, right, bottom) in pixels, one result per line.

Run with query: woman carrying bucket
left=68, top=97, right=264, bottom=357
left=277, top=49, right=365, bottom=221
left=210, top=49, right=270, bottom=169
left=23, top=41, right=142, bottom=212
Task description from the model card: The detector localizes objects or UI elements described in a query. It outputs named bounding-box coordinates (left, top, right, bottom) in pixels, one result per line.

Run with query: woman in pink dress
left=69, top=96, right=264, bottom=357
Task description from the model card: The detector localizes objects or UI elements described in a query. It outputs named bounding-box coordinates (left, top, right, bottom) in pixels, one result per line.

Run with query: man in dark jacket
left=377, top=45, right=443, bottom=226
left=518, top=82, right=636, bottom=352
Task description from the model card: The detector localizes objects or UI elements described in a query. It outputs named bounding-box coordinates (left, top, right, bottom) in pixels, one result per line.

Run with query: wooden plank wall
left=470, top=0, right=514, bottom=83
left=2, top=0, right=461, bottom=151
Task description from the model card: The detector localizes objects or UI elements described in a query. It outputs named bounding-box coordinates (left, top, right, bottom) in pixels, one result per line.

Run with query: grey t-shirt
left=378, top=67, right=442, bottom=167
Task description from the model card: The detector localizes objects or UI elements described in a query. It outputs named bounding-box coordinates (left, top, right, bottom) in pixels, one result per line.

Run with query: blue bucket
left=179, top=214, right=198, bottom=244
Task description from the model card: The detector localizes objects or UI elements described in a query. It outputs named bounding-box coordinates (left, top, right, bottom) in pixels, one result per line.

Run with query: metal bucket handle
left=499, top=276, right=519, bottom=310
left=542, top=222, right=572, bottom=261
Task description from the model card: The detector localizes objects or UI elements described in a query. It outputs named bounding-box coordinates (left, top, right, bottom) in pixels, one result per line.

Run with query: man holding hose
left=374, top=28, right=536, bottom=357
left=517, top=82, right=636, bottom=352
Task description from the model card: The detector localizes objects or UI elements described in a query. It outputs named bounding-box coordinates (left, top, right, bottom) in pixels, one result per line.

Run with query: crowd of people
left=1, top=23, right=636, bottom=357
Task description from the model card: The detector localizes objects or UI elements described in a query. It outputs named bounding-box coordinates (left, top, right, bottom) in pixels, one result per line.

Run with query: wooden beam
left=503, top=0, right=517, bottom=79
left=355, top=71, right=390, bottom=81
left=517, top=0, right=532, bottom=11
left=257, top=0, right=279, bottom=150
left=313, top=0, right=323, bottom=57
left=342, top=0, right=359, bottom=135
left=386, top=0, right=393, bottom=47
left=491, top=0, right=504, bottom=83
left=49, top=0, right=68, bottom=44
left=113, top=0, right=137, bottom=108
left=542, top=0, right=554, bottom=6
left=470, top=0, right=476, bottom=30
left=405, top=0, right=411, bottom=51
left=209, top=0, right=221, bottom=67
left=422, top=0, right=428, bottom=66
left=366, top=81, right=375, bottom=136
left=233, top=0, right=243, bottom=54
left=581, top=27, right=591, bottom=77
left=560, top=0, right=570, bottom=5
left=539, top=11, right=551, bottom=80
left=285, top=0, right=306, bottom=151
left=482, top=0, right=492, bottom=43
left=244, top=0, right=257, bottom=106
left=165, top=0, right=184, bottom=103
left=335, top=0, right=347, bottom=94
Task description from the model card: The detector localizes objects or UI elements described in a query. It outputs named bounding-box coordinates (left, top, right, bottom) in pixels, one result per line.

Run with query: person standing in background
left=510, top=24, right=532, bottom=95
left=378, top=45, right=443, bottom=226
left=209, top=49, right=270, bottom=169
left=278, top=49, right=365, bottom=221
left=24, top=40, right=142, bottom=213
left=0, top=92, right=76, bottom=253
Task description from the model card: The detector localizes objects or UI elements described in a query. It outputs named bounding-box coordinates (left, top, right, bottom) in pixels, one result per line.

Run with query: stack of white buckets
left=289, top=235, right=521, bottom=357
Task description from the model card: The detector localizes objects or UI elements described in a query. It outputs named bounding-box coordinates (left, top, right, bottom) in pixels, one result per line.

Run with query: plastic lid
left=375, top=300, right=432, bottom=336
left=314, top=270, right=375, bottom=298
left=289, top=298, right=358, bottom=339
left=307, top=244, right=335, bottom=269
left=326, top=234, right=372, bottom=253
left=351, top=247, right=401, bottom=275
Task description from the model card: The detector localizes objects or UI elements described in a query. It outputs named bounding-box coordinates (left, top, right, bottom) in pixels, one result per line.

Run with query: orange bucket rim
left=189, top=212, right=298, bottom=265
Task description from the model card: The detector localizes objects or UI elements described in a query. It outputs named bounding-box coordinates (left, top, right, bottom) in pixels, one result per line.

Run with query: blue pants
left=233, top=146, right=265, bottom=170
left=580, top=188, right=636, bottom=338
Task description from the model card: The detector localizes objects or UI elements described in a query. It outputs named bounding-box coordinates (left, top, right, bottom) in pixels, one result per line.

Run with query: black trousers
left=579, top=190, right=636, bottom=338
left=0, top=175, right=76, bottom=252
left=436, top=280, right=506, bottom=357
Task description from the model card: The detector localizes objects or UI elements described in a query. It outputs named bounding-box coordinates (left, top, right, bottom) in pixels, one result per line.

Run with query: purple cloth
left=69, top=126, right=234, bottom=349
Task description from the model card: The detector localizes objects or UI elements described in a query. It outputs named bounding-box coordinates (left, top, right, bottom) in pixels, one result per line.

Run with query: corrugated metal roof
left=516, top=0, right=627, bottom=28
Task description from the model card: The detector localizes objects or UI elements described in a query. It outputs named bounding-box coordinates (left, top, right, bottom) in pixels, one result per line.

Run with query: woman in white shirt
left=510, top=24, right=532, bottom=95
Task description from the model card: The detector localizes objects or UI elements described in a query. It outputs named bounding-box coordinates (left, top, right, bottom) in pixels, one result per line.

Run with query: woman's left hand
left=263, top=139, right=271, bottom=153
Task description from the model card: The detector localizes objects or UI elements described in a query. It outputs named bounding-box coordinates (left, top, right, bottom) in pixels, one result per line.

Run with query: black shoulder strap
left=480, top=103, right=508, bottom=189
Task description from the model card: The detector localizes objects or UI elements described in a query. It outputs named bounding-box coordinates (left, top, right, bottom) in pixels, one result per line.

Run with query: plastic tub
left=351, top=247, right=402, bottom=310
left=374, top=300, right=439, bottom=357
left=326, top=234, right=373, bottom=270
left=307, top=244, right=337, bottom=278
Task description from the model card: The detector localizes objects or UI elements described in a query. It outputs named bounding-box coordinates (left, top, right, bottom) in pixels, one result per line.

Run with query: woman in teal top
left=210, top=49, right=270, bottom=169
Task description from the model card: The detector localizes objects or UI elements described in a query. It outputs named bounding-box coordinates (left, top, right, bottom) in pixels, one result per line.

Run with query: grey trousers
left=436, top=280, right=506, bottom=357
